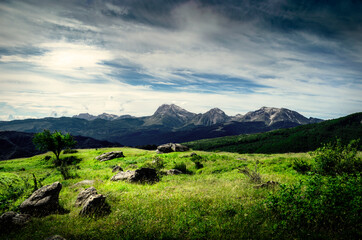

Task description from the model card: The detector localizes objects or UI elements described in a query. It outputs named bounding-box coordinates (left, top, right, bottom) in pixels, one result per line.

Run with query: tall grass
left=1, top=147, right=357, bottom=239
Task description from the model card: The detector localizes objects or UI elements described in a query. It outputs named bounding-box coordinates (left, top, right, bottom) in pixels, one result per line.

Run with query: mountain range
left=0, top=104, right=323, bottom=146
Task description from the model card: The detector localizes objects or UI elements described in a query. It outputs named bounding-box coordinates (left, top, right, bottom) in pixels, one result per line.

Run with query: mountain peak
left=146, top=104, right=196, bottom=127
left=193, top=107, right=230, bottom=126
left=154, top=104, right=187, bottom=115
left=242, top=107, right=316, bottom=125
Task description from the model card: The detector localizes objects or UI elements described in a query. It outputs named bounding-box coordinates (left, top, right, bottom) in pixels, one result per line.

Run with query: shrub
left=57, top=163, right=78, bottom=180
left=266, top=174, right=361, bottom=239
left=312, top=139, right=361, bottom=175
left=238, top=162, right=262, bottom=183
left=190, top=154, right=204, bottom=169
left=142, top=157, right=164, bottom=171
left=173, top=162, right=187, bottom=173
left=292, top=159, right=312, bottom=174
left=63, top=148, right=78, bottom=154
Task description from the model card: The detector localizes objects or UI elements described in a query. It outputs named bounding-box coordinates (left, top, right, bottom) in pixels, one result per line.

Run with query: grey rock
left=129, top=168, right=159, bottom=183
left=45, top=235, right=67, bottom=240
left=79, top=194, right=110, bottom=216
left=156, top=143, right=189, bottom=154
left=166, top=169, right=183, bottom=175
left=73, top=180, right=95, bottom=187
left=111, top=168, right=159, bottom=183
left=75, top=187, right=97, bottom=207
left=127, top=164, right=138, bottom=169
left=95, top=151, right=125, bottom=161
left=0, top=211, right=31, bottom=232
left=111, top=170, right=135, bottom=181
left=112, top=165, right=123, bottom=172
left=19, top=182, right=62, bottom=216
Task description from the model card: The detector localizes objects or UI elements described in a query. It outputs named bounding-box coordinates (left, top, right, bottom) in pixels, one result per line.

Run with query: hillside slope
left=185, top=112, right=362, bottom=153
left=0, top=131, right=122, bottom=160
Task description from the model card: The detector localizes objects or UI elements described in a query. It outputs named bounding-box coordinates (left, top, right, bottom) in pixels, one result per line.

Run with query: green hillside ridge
left=184, top=112, right=362, bottom=153
left=1, top=145, right=361, bottom=239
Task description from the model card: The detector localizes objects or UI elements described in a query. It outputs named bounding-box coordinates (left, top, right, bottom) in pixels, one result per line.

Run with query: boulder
left=112, top=165, right=123, bottom=172
left=95, top=151, right=125, bottom=161
left=156, top=143, right=189, bottom=154
left=129, top=168, right=159, bottom=183
left=172, top=143, right=189, bottom=152
left=111, top=168, right=159, bottom=183
left=73, top=180, right=95, bottom=187
left=127, top=164, right=138, bottom=169
left=166, top=169, right=183, bottom=175
left=79, top=194, right=110, bottom=216
left=0, top=211, right=31, bottom=232
left=111, top=170, right=135, bottom=181
left=19, top=182, right=62, bottom=216
left=75, top=187, right=97, bottom=207
left=45, top=235, right=67, bottom=240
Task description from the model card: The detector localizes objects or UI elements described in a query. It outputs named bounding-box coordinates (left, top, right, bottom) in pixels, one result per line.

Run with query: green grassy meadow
left=0, top=147, right=360, bottom=239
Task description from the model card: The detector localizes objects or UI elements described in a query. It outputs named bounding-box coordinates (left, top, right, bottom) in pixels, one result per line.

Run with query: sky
left=0, top=0, right=361, bottom=120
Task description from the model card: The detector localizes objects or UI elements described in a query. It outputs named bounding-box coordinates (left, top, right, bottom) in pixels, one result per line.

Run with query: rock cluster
left=112, top=165, right=123, bottom=172
left=166, top=169, right=183, bottom=175
left=19, top=182, right=62, bottom=216
left=156, top=143, right=189, bottom=154
left=0, top=211, right=31, bottom=232
left=95, top=151, right=125, bottom=161
left=76, top=187, right=110, bottom=216
left=45, top=235, right=67, bottom=240
left=111, top=168, right=159, bottom=183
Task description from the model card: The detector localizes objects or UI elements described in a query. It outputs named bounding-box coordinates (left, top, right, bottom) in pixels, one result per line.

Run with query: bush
left=57, top=163, right=78, bottom=180
left=190, top=154, right=204, bottom=169
left=292, top=159, right=311, bottom=174
left=63, top=149, right=78, bottom=154
left=238, top=162, right=262, bottom=183
left=312, top=139, right=361, bottom=175
left=173, top=162, right=187, bottom=173
left=142, top=157, right=164, bottom=171
left=53, top=155, right=81, bottom=167
left=266, top=174, right=361, bottom=239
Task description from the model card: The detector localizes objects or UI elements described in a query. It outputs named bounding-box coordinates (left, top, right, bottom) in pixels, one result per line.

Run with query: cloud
left=0, top=0, right=361, bottom=121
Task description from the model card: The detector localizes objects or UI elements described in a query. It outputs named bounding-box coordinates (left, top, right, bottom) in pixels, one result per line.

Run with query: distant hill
left=0, top=104, right=323, bottom=146
left=184, top=112, right=362, bottom=153
left=0, top=131, right=122, bottom=160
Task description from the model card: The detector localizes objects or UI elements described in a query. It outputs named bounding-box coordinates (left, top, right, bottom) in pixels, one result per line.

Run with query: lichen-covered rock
left=156, top=143, right=189, bottom=154
left=73, top=180, right=95, bottom=187
left=79, top=194, right=110, bottom=216
left=111, top=168, right=159, bottom=183
left=112, top=165, right=123, bottom=172
left=75, top=187, right=97, bottom=207
left=45, top=235, right=67, bottom=240
left=0, top=211, right=31, bottom=232
left=111, top=170, right=135, bottom=181
left=95, top=151, right=125, bottom=161
left=166, top=169, right=183, bottom=175
left=129, top=168, right=159, bottom=183
left=19, top=182, right=62, bottom=216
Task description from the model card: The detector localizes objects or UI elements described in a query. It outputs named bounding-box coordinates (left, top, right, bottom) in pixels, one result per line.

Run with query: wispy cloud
left=0, top=0, right=361, bottom=121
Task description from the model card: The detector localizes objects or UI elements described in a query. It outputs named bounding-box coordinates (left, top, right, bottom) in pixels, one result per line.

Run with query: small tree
left=33, top=130, right=76, bottom=162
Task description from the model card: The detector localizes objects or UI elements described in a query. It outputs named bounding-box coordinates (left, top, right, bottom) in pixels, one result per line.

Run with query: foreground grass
left=0, top=148, right=319, bottom=239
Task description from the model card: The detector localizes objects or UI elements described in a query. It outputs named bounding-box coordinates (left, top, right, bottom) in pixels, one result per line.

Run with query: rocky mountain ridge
left=0, top=104, right=323, bottom=147
left=72, top=104, right=322, bottom=127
